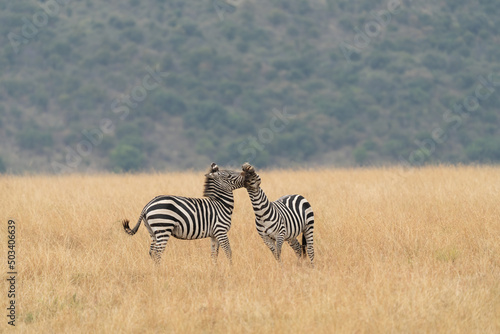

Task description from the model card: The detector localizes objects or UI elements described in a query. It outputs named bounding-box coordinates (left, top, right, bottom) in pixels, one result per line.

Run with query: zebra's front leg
left=275, top=233, right=285, bottom=264
left=288, top=238, right=303, bottom=260
left=260, top=235, right=277, bottom=260
left=210, top=237, right=220, bottom=264
left=215, top=232, right=232, bottom=265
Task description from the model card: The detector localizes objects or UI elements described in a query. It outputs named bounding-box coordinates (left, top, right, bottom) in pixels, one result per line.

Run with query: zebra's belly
left=172, top=224, right=211, bottom=240
left=257, top=221, right=278, bottom=239
left=285, top=230, right=300, bottom=241
left=257, top=219, right=301, bottom=241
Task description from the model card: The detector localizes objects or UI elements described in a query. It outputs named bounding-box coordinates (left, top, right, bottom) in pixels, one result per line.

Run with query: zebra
left=122, top=163, right=246, bottom=264
left=241, top=162, right=315, bottom=266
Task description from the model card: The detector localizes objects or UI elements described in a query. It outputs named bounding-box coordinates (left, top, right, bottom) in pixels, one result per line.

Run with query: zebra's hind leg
left=210, top=237, right=220, bottom=264
left=214, top=232, right=232, bottom=265
left=149, top=240, right=160, bottom=264
left=288, top=238, right=303, bottom=260
left=303, top=225, right=315, bottom=267
left=149, top=230, right=172, bottom=264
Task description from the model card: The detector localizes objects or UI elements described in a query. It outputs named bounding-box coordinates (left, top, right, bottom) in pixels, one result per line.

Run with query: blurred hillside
left=0, top=0, right=499, bottom=173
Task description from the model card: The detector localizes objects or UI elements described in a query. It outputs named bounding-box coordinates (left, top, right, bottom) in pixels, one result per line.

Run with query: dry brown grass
left=1, top=166, right=499, bottom=333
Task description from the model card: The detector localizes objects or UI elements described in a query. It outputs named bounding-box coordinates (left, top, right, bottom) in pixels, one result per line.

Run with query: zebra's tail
left=122, top=213, right=144, bottom=236
left=301, top=233, right=307, bottom=258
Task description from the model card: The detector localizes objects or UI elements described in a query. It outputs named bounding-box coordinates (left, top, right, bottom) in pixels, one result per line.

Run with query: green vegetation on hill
left=0, top=0, right=499, bottom=173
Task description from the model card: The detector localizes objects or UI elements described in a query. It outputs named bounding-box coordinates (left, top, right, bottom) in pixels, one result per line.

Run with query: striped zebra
left=242, top=162, right=315, bottom=266
left=122, top=163, right=245, bottom=264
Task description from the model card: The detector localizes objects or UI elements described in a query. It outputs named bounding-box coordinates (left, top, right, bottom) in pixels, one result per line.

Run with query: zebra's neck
left=203, top=180, right=235, bottom=212
left=247, top=187, right=276, bottom=220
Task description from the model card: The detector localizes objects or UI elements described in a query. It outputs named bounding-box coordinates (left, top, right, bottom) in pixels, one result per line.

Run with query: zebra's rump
left=274, top=194, right=312, bottom=239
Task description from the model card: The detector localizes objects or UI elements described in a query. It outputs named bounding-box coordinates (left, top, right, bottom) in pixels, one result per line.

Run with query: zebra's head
left=204, top=162, right=246, bottom=194
left=242, top=162, right=261, bottom=190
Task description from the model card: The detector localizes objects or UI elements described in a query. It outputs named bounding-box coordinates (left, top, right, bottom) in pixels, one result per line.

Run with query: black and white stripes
left=242, top=162, right=315, bottom=266
left=122, top=162, right=316, bottom=266
left=122, top=163, right=245, bottom=264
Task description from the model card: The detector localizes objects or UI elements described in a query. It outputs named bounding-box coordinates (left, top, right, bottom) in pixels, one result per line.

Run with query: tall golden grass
left=1, top=166, right=499, bottom=333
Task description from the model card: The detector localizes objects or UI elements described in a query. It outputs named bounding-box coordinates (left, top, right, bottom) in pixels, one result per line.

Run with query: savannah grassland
left=1, top=166, right=499, bottom=333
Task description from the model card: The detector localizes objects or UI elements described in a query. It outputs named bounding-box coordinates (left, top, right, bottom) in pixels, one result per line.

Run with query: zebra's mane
left=203, top=176, right=214, bottom=198
left=203, top=163, right=218, bottom=198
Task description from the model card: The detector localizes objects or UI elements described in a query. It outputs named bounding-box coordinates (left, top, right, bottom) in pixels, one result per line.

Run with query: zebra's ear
left=205, top=162, right=219, bottom=178
left=242, top=162, right=255, bottom=174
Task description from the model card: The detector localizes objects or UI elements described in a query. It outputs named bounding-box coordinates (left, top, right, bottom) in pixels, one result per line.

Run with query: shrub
left=3, top=79, right=35, bottom=98
left=353, top=147, right=368, bottom=165
left=217, top=81, right=242, bottom=103
left=110, top=144, right=144, bottom=172
left=50, top=42, right=72, bottom=59
left=465, top=137, right=500, bottom=162
left=367, top=53, right=391, bottom=70
left=122, top=27, right=144, bottom=43
left=31, top=88, right=49, bottom=111
left=93, top=50, right=113, bottom=66
left=268, top=10, right=287, bottom=26
left=422, top=53, right=447, bottom=70
left=184, top=101, right=228, bottom=129
left=16, top=126, right=53, bottom=152
left=0, top=156, right=6, bottom=173
left=181, top=22, right=201, bottom=36
left=109, top=16, right=136, bottom=30
left=146, top=90, right=187, bottom=116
